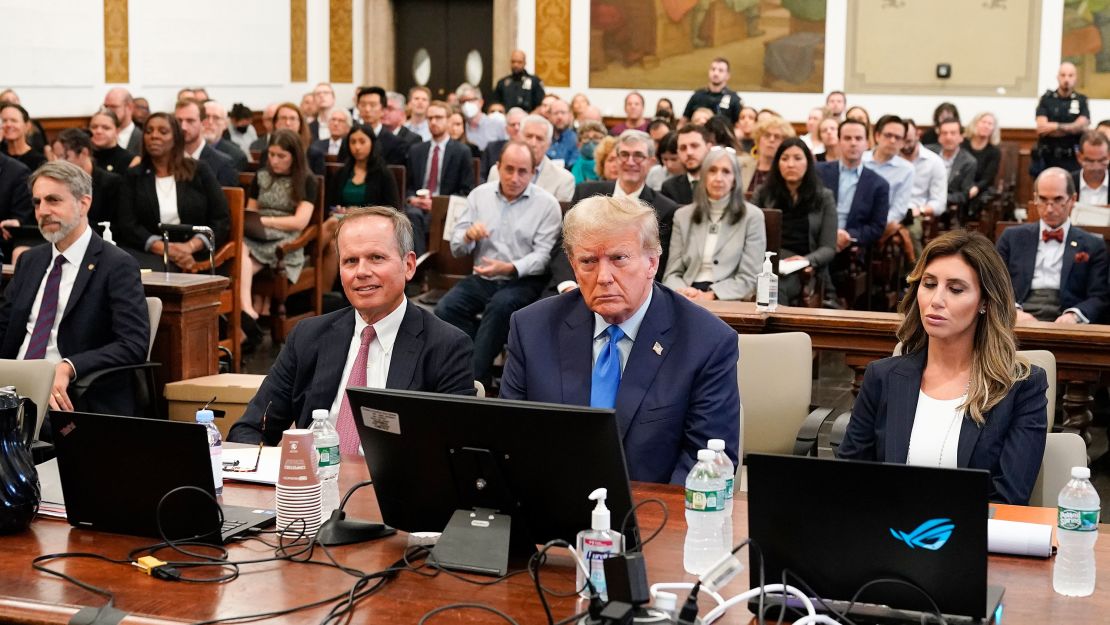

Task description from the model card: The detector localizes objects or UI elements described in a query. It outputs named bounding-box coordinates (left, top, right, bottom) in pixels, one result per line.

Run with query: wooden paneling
left=329, top=0, right=353, bottom=83
left=290, top=0, right=307, bottom=82
left=534, top=0, right=570, bottom=87
left=103, top=0, right=129, bottom=83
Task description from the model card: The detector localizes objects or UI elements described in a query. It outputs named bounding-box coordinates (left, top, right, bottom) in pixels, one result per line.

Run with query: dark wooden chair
left=388, top=165, right=407, bottom=209
left=559, top=201, right=573, bottom=215
left=870, top=222, right=914, bottom=311
left=412, top=196, right=474, bottom=306
left=471, top=158, right=481, bottom=187
left=192, top=187, right=245, bottom=372
left=761, top=208, right=782, bottom=275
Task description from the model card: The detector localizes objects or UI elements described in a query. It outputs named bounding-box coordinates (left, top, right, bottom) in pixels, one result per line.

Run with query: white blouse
left=905, top=391, right=966, bottom=468
left=155, top=175, right=179, bottom=225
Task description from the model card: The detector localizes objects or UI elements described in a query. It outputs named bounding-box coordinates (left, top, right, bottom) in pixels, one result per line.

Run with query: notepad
left=778, top=257, right=811, bottom=276
left=221, top=446, right=282, bottom=485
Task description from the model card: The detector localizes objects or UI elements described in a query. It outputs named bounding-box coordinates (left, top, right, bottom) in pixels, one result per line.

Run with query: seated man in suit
left=926, top=119, right=977, bottom=217
left=50, top=129, right=122, bottom=233
left=0, top=161, right=149, bottom=416
left=547, top=129, right=680, bottom=295
left=1072, top=130, right=1109, bottom=206
left=202, top=101, right=249, bottom=173
left=435, top=141, right=562, bottom=389
left=405, top=100, right=477, bottom=256
left=660, top=125, right=711, bottom=206
left=311, top=108, right=353, bottom=159
left=997, top=167, right=1109, bottom=324
left=816, top=119, right=890, bottom=251
left=103, top=88, right=143, bottom=155
left=228, top=206, right=475, bottom=449
left=500, top=195, right=740, bottom=484
left=384, top=91, right=424, bottom=150
left=487, top=115, right=575, bottom=202
left=0, top=151, right=33, bottom=260
left=174, top=99, right=237, bottom=186
left=356, top=86, right=410, bottom=166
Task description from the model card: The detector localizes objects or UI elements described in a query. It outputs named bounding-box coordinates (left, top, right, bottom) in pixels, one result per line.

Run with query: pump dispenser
left=756, top=251, right=778, bottom=312
left=576, top=487, right=623, bottom=600
left=98, top=222, right=115, bottom=245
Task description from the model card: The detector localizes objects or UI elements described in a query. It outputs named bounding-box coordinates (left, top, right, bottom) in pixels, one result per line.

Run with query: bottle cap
left=588, top=487, right=610, bottom=530
left=697, top=449, right=715, bottom=462
left=707, top=439, right=725, bottom=452
left=312, top=409, right=329, bottom=422
left=1071, top=466, right=1091, bottom=480
left=196, top=409, right=214, bottom=423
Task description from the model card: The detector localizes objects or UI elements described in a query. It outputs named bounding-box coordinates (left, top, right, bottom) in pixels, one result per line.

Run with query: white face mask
left=487, top=111, right=506, bottom=125
left=461, top=101, right=480, bottom=119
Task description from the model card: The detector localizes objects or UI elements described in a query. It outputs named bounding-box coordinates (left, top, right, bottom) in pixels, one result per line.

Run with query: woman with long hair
left=0, top=103, right=46, bottom=171
left=734, top=106, right=757, bottom=154
left=114, top=112, right=229, bottom=272
left=259, top=102, right=326, bottom=175
left=753, top=138, right=836, bottom=304
left=963, top=112, right=1001, bottom=217
left=88, top=108, right=139, bottom=173
left=815, top=117, right=840, bottom=162
left=448, top=111, right=481, bottom=158
left=838, top=230, right=1048, bottom=505
left=663, top=147, right=767, bottom=300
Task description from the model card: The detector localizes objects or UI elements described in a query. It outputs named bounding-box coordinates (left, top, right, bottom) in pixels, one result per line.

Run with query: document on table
left=221, top=445, right=281, bottom=485
left=778, top=257, right=811, bottom=276
left=36, top=458, right=67, bottom=518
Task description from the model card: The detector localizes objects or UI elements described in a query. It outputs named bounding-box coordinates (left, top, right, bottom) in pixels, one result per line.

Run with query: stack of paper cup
left=276, top=429, right=322, bottom=536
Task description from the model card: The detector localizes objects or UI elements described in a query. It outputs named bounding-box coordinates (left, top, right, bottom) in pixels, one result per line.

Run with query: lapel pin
left=87, top=264, right=95, bottom=271
left=1070, top=241, right=1077, bottom=247
left=652, top=342, right=663, bottom=356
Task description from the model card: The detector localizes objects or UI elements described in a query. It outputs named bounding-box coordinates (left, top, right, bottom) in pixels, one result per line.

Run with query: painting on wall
left=1062, top=0, right=1110, bottom=98
left=587, top=0, right=826, bottom=92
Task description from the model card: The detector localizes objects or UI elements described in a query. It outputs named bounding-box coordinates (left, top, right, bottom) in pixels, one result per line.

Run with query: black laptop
left=746, top=453, right=1003, bottom=624
left=50, top=411, right=275, bottom=544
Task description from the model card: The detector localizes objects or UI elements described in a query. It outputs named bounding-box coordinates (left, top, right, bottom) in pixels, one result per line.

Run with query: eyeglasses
left=225, top=401, right=270, bottom=473
left=616, top=150, right=649, bottom=163
left=1034, top=195, right=1072, bottom=208
left=879, top=132, right=905, bottom=141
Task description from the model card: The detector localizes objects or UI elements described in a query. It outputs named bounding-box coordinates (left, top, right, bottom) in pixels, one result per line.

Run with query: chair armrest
left=828, top=411, right=854, bottom=453
left=277, top=225, right=320, bottom=257
left=193, top=242, right=236, bottom=273
left=414, top=250, right=436, bottom=269
left=792, top=407, right=836, bottom=456
left=71, top=362, right=162, bottom=395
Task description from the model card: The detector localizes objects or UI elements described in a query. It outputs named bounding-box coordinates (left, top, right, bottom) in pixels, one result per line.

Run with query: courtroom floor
left=241, top=338, right=1110, bottom=519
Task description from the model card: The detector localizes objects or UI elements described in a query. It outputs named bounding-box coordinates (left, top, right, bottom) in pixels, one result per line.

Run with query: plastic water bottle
left=707, top=439, right=735, bottom=553
left=684, top=449, right=727, bottom=575
left=310, top=409, right=342, bottom=518
left=196, top=409, right=222, bottom=496
left=1053, top=466, right=1101, bottom=597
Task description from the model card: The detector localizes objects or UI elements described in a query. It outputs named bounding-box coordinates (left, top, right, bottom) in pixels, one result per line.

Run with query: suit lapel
left=312, top=311, right=356, bottom=409
left=1020, top=225, right=1039, bottom=293
left=614, top=287, right=672, bottom=440
left=955, top=408, right=983, bottom=469
left=1061, top=227, right=1079, bottom=290
left=559, top=296, right=593, bottom=406
left=9, top=249, right=50, bottom=330
left=712, top=216, right=744, bottom=255
left=63, top=234, right=102, bottom=319
left=887, top=351, right=926, bottom=464
left=386, top=302, right=423, bottom=389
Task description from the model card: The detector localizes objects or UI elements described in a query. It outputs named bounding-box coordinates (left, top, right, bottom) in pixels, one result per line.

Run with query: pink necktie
left=336, top=326, right=375, bottom=454
left=426, top=145, right=440, bottom=194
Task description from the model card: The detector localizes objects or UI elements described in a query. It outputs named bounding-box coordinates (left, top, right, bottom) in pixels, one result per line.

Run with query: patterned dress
left=246, top=170, right=317, bottom=283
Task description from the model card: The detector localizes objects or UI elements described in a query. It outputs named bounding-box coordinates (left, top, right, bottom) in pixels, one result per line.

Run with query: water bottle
left=684, top=449, right=727, bottom=575
left=196, top=409, right=222, bottom=496
left=707, top=439, right=735, bottom=553
left=310, top=409, right=342, bottom=519
left=1053, top=466, right=1101, bottom=597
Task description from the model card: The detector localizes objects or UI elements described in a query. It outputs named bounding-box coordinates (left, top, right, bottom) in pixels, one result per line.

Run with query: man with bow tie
left=997, top=167, right=1109, bottom=323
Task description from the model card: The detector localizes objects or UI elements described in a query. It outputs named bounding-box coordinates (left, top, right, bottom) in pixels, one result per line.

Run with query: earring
left=979, top=307, right=986, bottom=314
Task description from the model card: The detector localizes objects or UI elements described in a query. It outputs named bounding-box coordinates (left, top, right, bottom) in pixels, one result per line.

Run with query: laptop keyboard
left=221, top=519, right=248, bottom=534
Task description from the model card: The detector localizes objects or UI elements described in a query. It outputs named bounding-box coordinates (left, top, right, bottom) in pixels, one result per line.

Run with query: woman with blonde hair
left=748, top=116, right=796, bottom=195
left=838, top=230, right=1048, bottom=505
left=594, top=136, right=620, bottom=181
left=963, top=112, right=1001, bottom=216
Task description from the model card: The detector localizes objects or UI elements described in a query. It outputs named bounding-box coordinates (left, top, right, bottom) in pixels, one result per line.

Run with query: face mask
left=581, top=140, right=598, bottom=160
left=234, top=124, right=251, bottom=134
left=488, top=111, right=506, bottom=125
left=461, top=101, right=480, bottom=119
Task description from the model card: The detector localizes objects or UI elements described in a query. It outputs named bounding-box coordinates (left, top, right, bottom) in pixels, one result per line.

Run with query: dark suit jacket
left=816, top=161, right=890, bottom=247
left=996, top=222, right=1109, bottom=322
left=226, top=302, right=476, bottom=445
left=0, top=230, right=150, bottom=415
left=660, top=173, right=694, bottom=206
left=480, top=139, right=507, bottom=183
left=926, top=144, right=977, bottom=207
left=405, top=139, right=475, bottom=198
left=89, top=167, right=123, bottom=227
left=0, top=152, right=32, bottom=225
left=546, top=182, right=679, bottom=293
left=325, top=160, right=401, bottom=211
left=199, top=143, right=238, bottom=187
left=375, top=127, right=411, bottom=167
left=312, top=137, right=351, bottom=163
left=212, top=138, right=249, bottom=173
left=837, top=351, right=1048, bottom=505
left=394, top=125, right=423, bottom=150
left=500, top=284, right=740, bottom=484
left=115, top=160, right=231, bottom=252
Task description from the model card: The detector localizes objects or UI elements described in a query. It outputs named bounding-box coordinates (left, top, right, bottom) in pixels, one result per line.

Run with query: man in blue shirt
left=862, top=114, right=915, bottom=225
left=545, top=98, right=578, bottom=168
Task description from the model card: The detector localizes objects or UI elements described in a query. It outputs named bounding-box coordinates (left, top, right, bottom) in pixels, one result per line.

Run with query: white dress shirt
left=155, top=176, right=179, bottom=226
left=18, top=226, right=94, bottom=374
left=117, top=122, right=136, bottom=149
left=327, top=299, right=408, bottom=422
left=423, top=137, right=450, bottom=193
left=591, top=289, right=652, bottom=373
left=1031, top=219, right=1071, bottom=291
left=612, top=182, right=644, bottom=201
left=327, top=138, right=343, bottom=157
left=1078, top=171, right=1108, bottom=206
left=906, top=391, right=965, bottom=468
left=188, top=139, right=206, bottom=161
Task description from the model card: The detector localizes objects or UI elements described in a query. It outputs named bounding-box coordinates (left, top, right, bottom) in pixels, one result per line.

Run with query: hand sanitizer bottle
left=756, top=251, right=778, bottom=312
left=98, top=222, right=116, bottom=245
left=576, top=487, right=623, bottom=600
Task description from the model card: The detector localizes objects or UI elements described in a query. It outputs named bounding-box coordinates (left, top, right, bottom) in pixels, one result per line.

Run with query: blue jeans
left=434, top=274, right=546, bottom=386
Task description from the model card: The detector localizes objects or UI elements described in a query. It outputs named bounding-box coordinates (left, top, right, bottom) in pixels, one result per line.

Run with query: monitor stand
left=432, top=507, right=513, bottom=576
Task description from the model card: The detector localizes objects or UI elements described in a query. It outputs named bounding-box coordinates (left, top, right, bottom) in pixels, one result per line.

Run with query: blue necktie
left=591, top=326, right=625, bottom=409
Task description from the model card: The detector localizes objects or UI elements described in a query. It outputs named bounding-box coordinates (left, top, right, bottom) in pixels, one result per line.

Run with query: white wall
left=527, top=0, right=1100, bottom=129
left=0, top=0, right=363, bottom=118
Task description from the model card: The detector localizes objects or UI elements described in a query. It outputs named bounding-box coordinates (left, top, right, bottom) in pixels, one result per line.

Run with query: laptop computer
left=49, top=411, right=275, bottom=544
left=243, top=211, right=285, bottom=241
left=746, top=453, right=1003, bottom=624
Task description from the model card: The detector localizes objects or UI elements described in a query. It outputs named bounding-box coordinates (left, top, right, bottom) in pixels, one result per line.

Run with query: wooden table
left=702, top=301, right=1110, bottom=440
left=1, top=461, right=1106, bottom=624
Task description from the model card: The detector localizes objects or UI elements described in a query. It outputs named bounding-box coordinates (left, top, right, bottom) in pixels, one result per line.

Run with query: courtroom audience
left=0, top=151, right=32, bottom=247
left=0, top=89, right=47, bottom=152
left=1074, top=131, right=1110, bottom=206
left=51, top=128, right=122, bottom=232
left=927, top=119, right=978, bottom=217
left=863, top=115, right=915, bottom=224
left=611, top=91, right=649, bottom=135
left=227, top=103, right=259, bottom=155
left=594, top=136, right=620, bottom=181
left=655, top=97, right=675, bottom=121
left=838, top=230, right=1048, bottom=505
left=571, top=121, right=607, bottom=184
left=481, top=107, right=525, bottom=183
left=310, top=83, right=336, bottom=141
left=664, top=147, right=767, bottom=301
left=754, top=138, right=837, bottom=304
left=826, top=91, right=847, bottom=120
left=570, top=93, right=591, bottom=119
left=405, top=100, right=477, bottom=255
left=800, top=106, right=827, bottom=155
left=749, top=115, right=796, bottom=196
left=250, top=103, right=278, bottom=153
left=815, top=116, right=839, bottom=162
left=203, top=100, right=249, bottom=173
left=384, top=91, right=423, bottom=151
left=102, top=87, right=143, bottom=154
left=646, top=131, right=684, bottom=191
left=704, top=115, right=741, bottom=152
left=405, top=86, right=433, bottom=141
left=312, top=108, right=354, bottom=159
left=448, top=110, right=481, bottom=158
left=545, top=97, right=578, bottom=167
left=690, top=107, right=715, bottom=127
left=115, top=112, right=229, bottom=272
left=734, top=106, right=757, bottom=153
left=456, top=83, right=507, bottom=151
left=845, top=106, right=872, bottom=142
left=920, top=101, right=961, bottom=146
left=174, top=99, right=238, bottom=187
left=0, top=104, right=46, bottom=172
left=963, top=112, right=1001, bottom=217
left=487, top=114, right=575, bottom=202
left=816, top=119, right=890, bottom=252
left=259, top=102, right=325, bottom=175
left=89, top=109, right=139, bottom=174
left=901, top=119, right=949, bottom=253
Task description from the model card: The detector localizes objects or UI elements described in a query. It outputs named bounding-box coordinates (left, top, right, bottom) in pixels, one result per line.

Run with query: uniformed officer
left=491, top=50, right=546, bottom=113
left=1034, top=62, right=1090, bottom=174
left=681, top=57, right=742, bottom=125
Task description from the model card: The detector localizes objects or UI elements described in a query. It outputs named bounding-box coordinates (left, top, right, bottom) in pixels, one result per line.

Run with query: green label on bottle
left=685, top=488, right=726, bottom=512
left=724, top=477, right=734, bottom=499
left=317, top=444, right=341, bottom=467
left=1059, top=507, right=1100, bottom=531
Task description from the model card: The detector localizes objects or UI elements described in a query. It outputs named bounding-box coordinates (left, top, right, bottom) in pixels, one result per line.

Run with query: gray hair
left=328, top=107, right=354, bottom=126
left=691, top=147, right=747, bottom=226
left=30, top=161, right=92, bottom=201
left=506, top=107, right=527, bottom=123
left=563, top=195, right=661, bottom=259
left=333, top=205, right=415, bottom=259
left=521, top=114, right=553, bottom=141
left=617, top=129, right=655, bottom=159
left=386, top=91, right=406, bottom=107
left=455, top=82, right=482, bottom=101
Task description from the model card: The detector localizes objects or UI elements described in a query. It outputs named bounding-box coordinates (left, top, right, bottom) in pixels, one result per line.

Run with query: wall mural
left=587, top=0, right=826, bottom=92
left=1063, top=0, right=1110, bottom=98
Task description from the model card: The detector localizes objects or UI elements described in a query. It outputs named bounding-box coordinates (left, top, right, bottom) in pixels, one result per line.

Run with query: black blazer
left=89, top=167, right=123, bottom=227
left=0, top=152, right=32, bottom=225
left=226, top=303, right=476, bottom=445
left=115, top=160, right=231, bottom=252
left=481, top=139, right=507, bottom=183
left=199, top=143, right=238, bottom=187
left=93, top=146, right=136, bottom=175
left=405, top=139, right=476, bottom=198
left=311, top=137, right=351, bottom=162
left=325, top=160, right=401, bottom=211
left=837, top=350, right=1049, bottom=505
left=996, top=222, right=1109, bottom=322
left=660, top=173, right=694, bottom=206
left=0, top=231, right=150, bottom=415
left=375, top=127, right=412, bottom=167
left=212, top=138, right=249, bottom=173
left=816, top=161, right=890, bottom=247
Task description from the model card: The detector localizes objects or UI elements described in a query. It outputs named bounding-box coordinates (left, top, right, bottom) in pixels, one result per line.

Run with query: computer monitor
left=346, top=388, right=638, bottom=576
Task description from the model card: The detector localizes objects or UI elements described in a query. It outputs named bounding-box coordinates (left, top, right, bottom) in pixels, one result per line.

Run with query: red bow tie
left=1042, top=228, right=1064, bottom=243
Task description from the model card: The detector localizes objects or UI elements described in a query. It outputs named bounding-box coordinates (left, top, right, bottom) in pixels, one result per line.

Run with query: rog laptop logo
left=890, top=518, right=955, bottom=550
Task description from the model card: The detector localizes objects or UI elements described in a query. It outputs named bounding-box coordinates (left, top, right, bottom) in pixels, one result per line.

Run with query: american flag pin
left=652, top=342, right=663, bottom=356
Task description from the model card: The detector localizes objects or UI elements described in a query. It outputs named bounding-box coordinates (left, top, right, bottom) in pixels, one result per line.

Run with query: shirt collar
left=687, top=171, right=699, bottom=183
left=431, top=136, right=450, bottom=151
left=839, top=161, right=861, bottom=175
left=189, top=139, right=206, bottom=161
left=1080, top=170, right=1108, bottom=192
left=495, top=182, right=534, bottom=204
left=1040, top=219, right=1071, bottom=241
left=613, top=182, right=645, bottom=200
left=592, top=287, right=653, bottom=343
left=353, top=297, right=407, bottom=354
left=54, top=223, right=93, bottom=267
